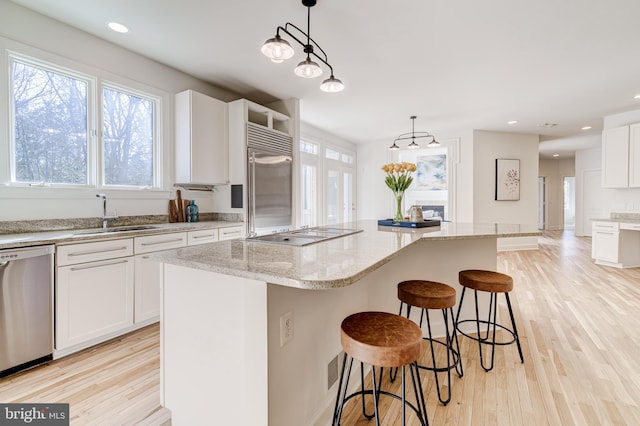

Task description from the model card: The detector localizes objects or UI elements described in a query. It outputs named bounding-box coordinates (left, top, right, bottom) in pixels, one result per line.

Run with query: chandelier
left=389, top=116, right=440, bottom=150
left=260, top=0, right=344, bottom=93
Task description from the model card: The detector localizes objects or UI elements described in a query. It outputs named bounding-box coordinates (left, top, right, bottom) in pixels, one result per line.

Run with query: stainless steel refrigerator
left=246, top=123, right=293, bottom=236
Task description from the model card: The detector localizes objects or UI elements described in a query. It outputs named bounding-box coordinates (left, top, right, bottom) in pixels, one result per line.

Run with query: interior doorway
left=564, top=176, right=576, bottom=230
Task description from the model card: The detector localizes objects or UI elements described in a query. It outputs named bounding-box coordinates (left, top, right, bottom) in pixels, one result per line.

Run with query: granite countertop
left=0, top=221, right=244, bottom=250
left=151, top=220, right=541, bottom=290
left=592, top=218, right=640, bottom=224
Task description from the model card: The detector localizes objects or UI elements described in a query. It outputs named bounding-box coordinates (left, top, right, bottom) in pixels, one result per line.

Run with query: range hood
left=174, top=183, right=215, bottom=191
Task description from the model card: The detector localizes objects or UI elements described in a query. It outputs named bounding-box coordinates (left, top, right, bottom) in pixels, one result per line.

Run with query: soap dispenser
left=186, top=200, right=199, bottom=222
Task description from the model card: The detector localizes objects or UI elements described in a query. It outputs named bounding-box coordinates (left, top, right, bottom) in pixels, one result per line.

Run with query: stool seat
left=341, top=311, right=422, bottom=368
left=398, top=280, right=457, bottom=310
left=459, top=269, right=513, bottom=293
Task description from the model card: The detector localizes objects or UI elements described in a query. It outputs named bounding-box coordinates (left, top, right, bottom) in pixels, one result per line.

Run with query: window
left=7, top=53, right=161, bottom=189
left=102, top=86, right=155, bottom=187
left=300, top=138, right=356, bottom=226
left=12, top=60, right=89, bottom=185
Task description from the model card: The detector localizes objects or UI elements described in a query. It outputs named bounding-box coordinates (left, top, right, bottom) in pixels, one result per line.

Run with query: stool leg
left=360, top=363, right=383, bottom=419
left=504, top=292, right=524, bottom=363
left=423, top=307, right=451, bottom=405
left=446, top=306, right=464, bottom=378
left=332, top=354, right=353, bottom=426
left=371, top=366, right=381, bottom=426
left=477, top=291, right=499, bottom=372
left=409, top=361, right=429, bottom=426
left=391, top=301, right=411, bottom=383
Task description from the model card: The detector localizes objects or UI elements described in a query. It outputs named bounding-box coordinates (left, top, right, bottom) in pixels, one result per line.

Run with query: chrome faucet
left=96, top=194, right=119, bottom=229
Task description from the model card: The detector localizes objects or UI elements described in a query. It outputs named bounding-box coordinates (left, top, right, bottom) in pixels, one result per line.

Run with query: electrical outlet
left=280, top=311, right=293, bottom=347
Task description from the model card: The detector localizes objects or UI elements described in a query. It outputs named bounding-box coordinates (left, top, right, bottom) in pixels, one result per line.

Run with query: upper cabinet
left=175, top=90, right=229, bottom=185
left=602, top=123, right=640, bottom=188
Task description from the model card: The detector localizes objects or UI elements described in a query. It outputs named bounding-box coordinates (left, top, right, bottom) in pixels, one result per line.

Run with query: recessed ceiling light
left=635, top=94, right=640, bottom=100
left=507, top=120, right=518, bottom=125
left=553, top=154, right=560, bottom=157
left=581, top=126, right=592, bottom=130
left=537, top=122, right=558, bottom=128
left=107, top=22, right=129, bottom=33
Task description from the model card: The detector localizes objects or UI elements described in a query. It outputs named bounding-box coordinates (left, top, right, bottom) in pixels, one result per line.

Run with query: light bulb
left=320, top=75, right=344, bottom=93
left=261, top=36, right=294, bottom=62
left=294, top=58, right=323, bottom=78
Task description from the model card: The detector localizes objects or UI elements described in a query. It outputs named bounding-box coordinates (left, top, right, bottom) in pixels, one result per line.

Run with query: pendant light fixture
left=389, top=116, right=440, bottom=150
left=261, top=0, right=344, bottom=93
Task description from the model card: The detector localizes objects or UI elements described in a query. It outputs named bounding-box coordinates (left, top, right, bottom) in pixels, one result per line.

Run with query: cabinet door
left=629, top=123, right=640, bottom=187
left=134, top=255, right=161, bottom=323
left=175, top=90, right=229, bottom=184
left=602, top=126, right=629, bottom=188
left=188, top=228, right=218, bottom=245
left=219, top=226, right=244, bottom=241
left=592, top=230, right=619, bottom=263
left=56, top=257, right=134, bottom=350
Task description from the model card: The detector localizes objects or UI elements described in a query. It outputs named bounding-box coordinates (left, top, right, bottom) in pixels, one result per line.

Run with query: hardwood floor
left=0, top=324, right=168, bottom=425
left=1, top=231, right=639, bottom=425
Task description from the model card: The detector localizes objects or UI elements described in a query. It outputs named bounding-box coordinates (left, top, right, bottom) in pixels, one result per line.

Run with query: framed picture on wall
left=495, top=159, right=520, bottom=201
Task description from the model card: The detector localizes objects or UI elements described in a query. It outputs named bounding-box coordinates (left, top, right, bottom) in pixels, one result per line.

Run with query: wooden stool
left=332, top=311, right=428, bottom=426
left=455, top=270, right=524, bottom=372
left=396, top=280, right=463, bottom=405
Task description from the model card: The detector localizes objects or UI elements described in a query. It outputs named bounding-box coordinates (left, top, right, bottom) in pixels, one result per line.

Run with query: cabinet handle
left=140, top=238, right=184, bottom=247
left=597, top=231, right=616, bottom=235
left=69, top=259, right=128, bottom=271
left=192, top=234, right=213, bottom=239
left=68, top=246, right=129, bottom=257
left=222, top=230, right=240, bottom=235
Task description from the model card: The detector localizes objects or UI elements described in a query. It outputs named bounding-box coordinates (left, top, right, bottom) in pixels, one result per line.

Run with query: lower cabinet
left=134, top=254, right=162, bottom=323
left=56, top=256, right=134, bottom=350
left=592, top=221, right=640, bottom=268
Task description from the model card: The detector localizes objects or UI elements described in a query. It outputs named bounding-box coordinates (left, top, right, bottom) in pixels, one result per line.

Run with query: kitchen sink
left=73, top=225, right=159, bottom=236
left=247, top=227, right=362, bottom=246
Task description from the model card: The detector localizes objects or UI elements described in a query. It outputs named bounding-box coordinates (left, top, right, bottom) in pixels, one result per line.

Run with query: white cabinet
left=219, top=225, right=244, bottom=241
left=602, top=126, right=630, bottom=188
left=188, top=228, right=218, bottom=245
left=592, top=221, right=640, bottom=268
left=602, top=123, right=640, bottom=188
left=134, top=233, right=187, bottom=323
left=629, top=124, right=640, bottom=187
left=56, top=239, right=135, bottom=351
left=175, top=89, right=229, bottom=185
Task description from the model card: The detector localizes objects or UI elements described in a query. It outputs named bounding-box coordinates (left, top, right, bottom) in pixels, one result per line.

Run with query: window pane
left=102, top=87, right=154, bottom=186
left=300, top=140, right=318, bottom=155
left=12, top=61, right=88, bottom=184
left=341, top=154, right=354, bottom=164
left=326, top=169, right=339, bottom=224
left=325, top=148, right=340, bottom=161
left=301, top=163, right=317, bottom=227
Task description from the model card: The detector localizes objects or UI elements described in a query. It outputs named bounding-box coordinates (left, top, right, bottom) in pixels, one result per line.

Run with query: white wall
left=0, top=1, right=238, bottom=221
left=472, top=130, right=539, bottom=249
left=539, top=158, right=575, bottom=230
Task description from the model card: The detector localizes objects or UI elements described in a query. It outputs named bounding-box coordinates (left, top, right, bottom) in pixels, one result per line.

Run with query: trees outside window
left=12, top=60, right=88, bottom=184
left=9, top=55, right=160, bottom=189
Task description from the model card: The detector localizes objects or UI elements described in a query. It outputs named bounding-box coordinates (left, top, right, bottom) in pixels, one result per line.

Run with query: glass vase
left=394, top=192, right=404, bottom=222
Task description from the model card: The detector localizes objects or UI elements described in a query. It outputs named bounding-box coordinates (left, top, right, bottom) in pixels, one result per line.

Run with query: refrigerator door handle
left=248, top=151, right=257, bottom=237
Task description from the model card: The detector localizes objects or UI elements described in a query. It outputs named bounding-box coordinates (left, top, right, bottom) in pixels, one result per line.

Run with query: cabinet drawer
left=188, top=229, right=219, bottom=245
left=592, top=222, right=619, bottom=232
left=620, top=222, right=640, bottom=231
left=57, top=239, right=134, bottom=266
left=135, top=232, right=187, bottom=254
left=219, top=226, right=244, bottom=241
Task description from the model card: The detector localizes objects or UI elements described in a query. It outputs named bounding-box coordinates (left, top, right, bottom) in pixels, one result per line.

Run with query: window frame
left=1, top=43, right=166, bottom=192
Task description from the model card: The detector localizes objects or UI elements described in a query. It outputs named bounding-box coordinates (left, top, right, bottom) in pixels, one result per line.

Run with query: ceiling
left=10, top=0, right=640, bottom=158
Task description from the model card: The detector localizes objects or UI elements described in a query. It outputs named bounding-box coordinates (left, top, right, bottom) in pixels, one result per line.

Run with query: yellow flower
left=382, top=162, right=416, bottom=194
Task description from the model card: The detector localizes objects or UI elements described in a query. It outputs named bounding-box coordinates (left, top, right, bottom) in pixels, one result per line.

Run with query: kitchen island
left=152, top=220, right=540, bottom=426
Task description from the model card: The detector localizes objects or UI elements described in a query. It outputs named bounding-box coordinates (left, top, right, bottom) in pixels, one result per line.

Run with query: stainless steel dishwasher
left=0, top=245, right=54, bottom=378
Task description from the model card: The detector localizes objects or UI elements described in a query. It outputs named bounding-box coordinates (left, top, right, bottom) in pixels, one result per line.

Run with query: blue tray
left=377, top=219, right=441, bottom=228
